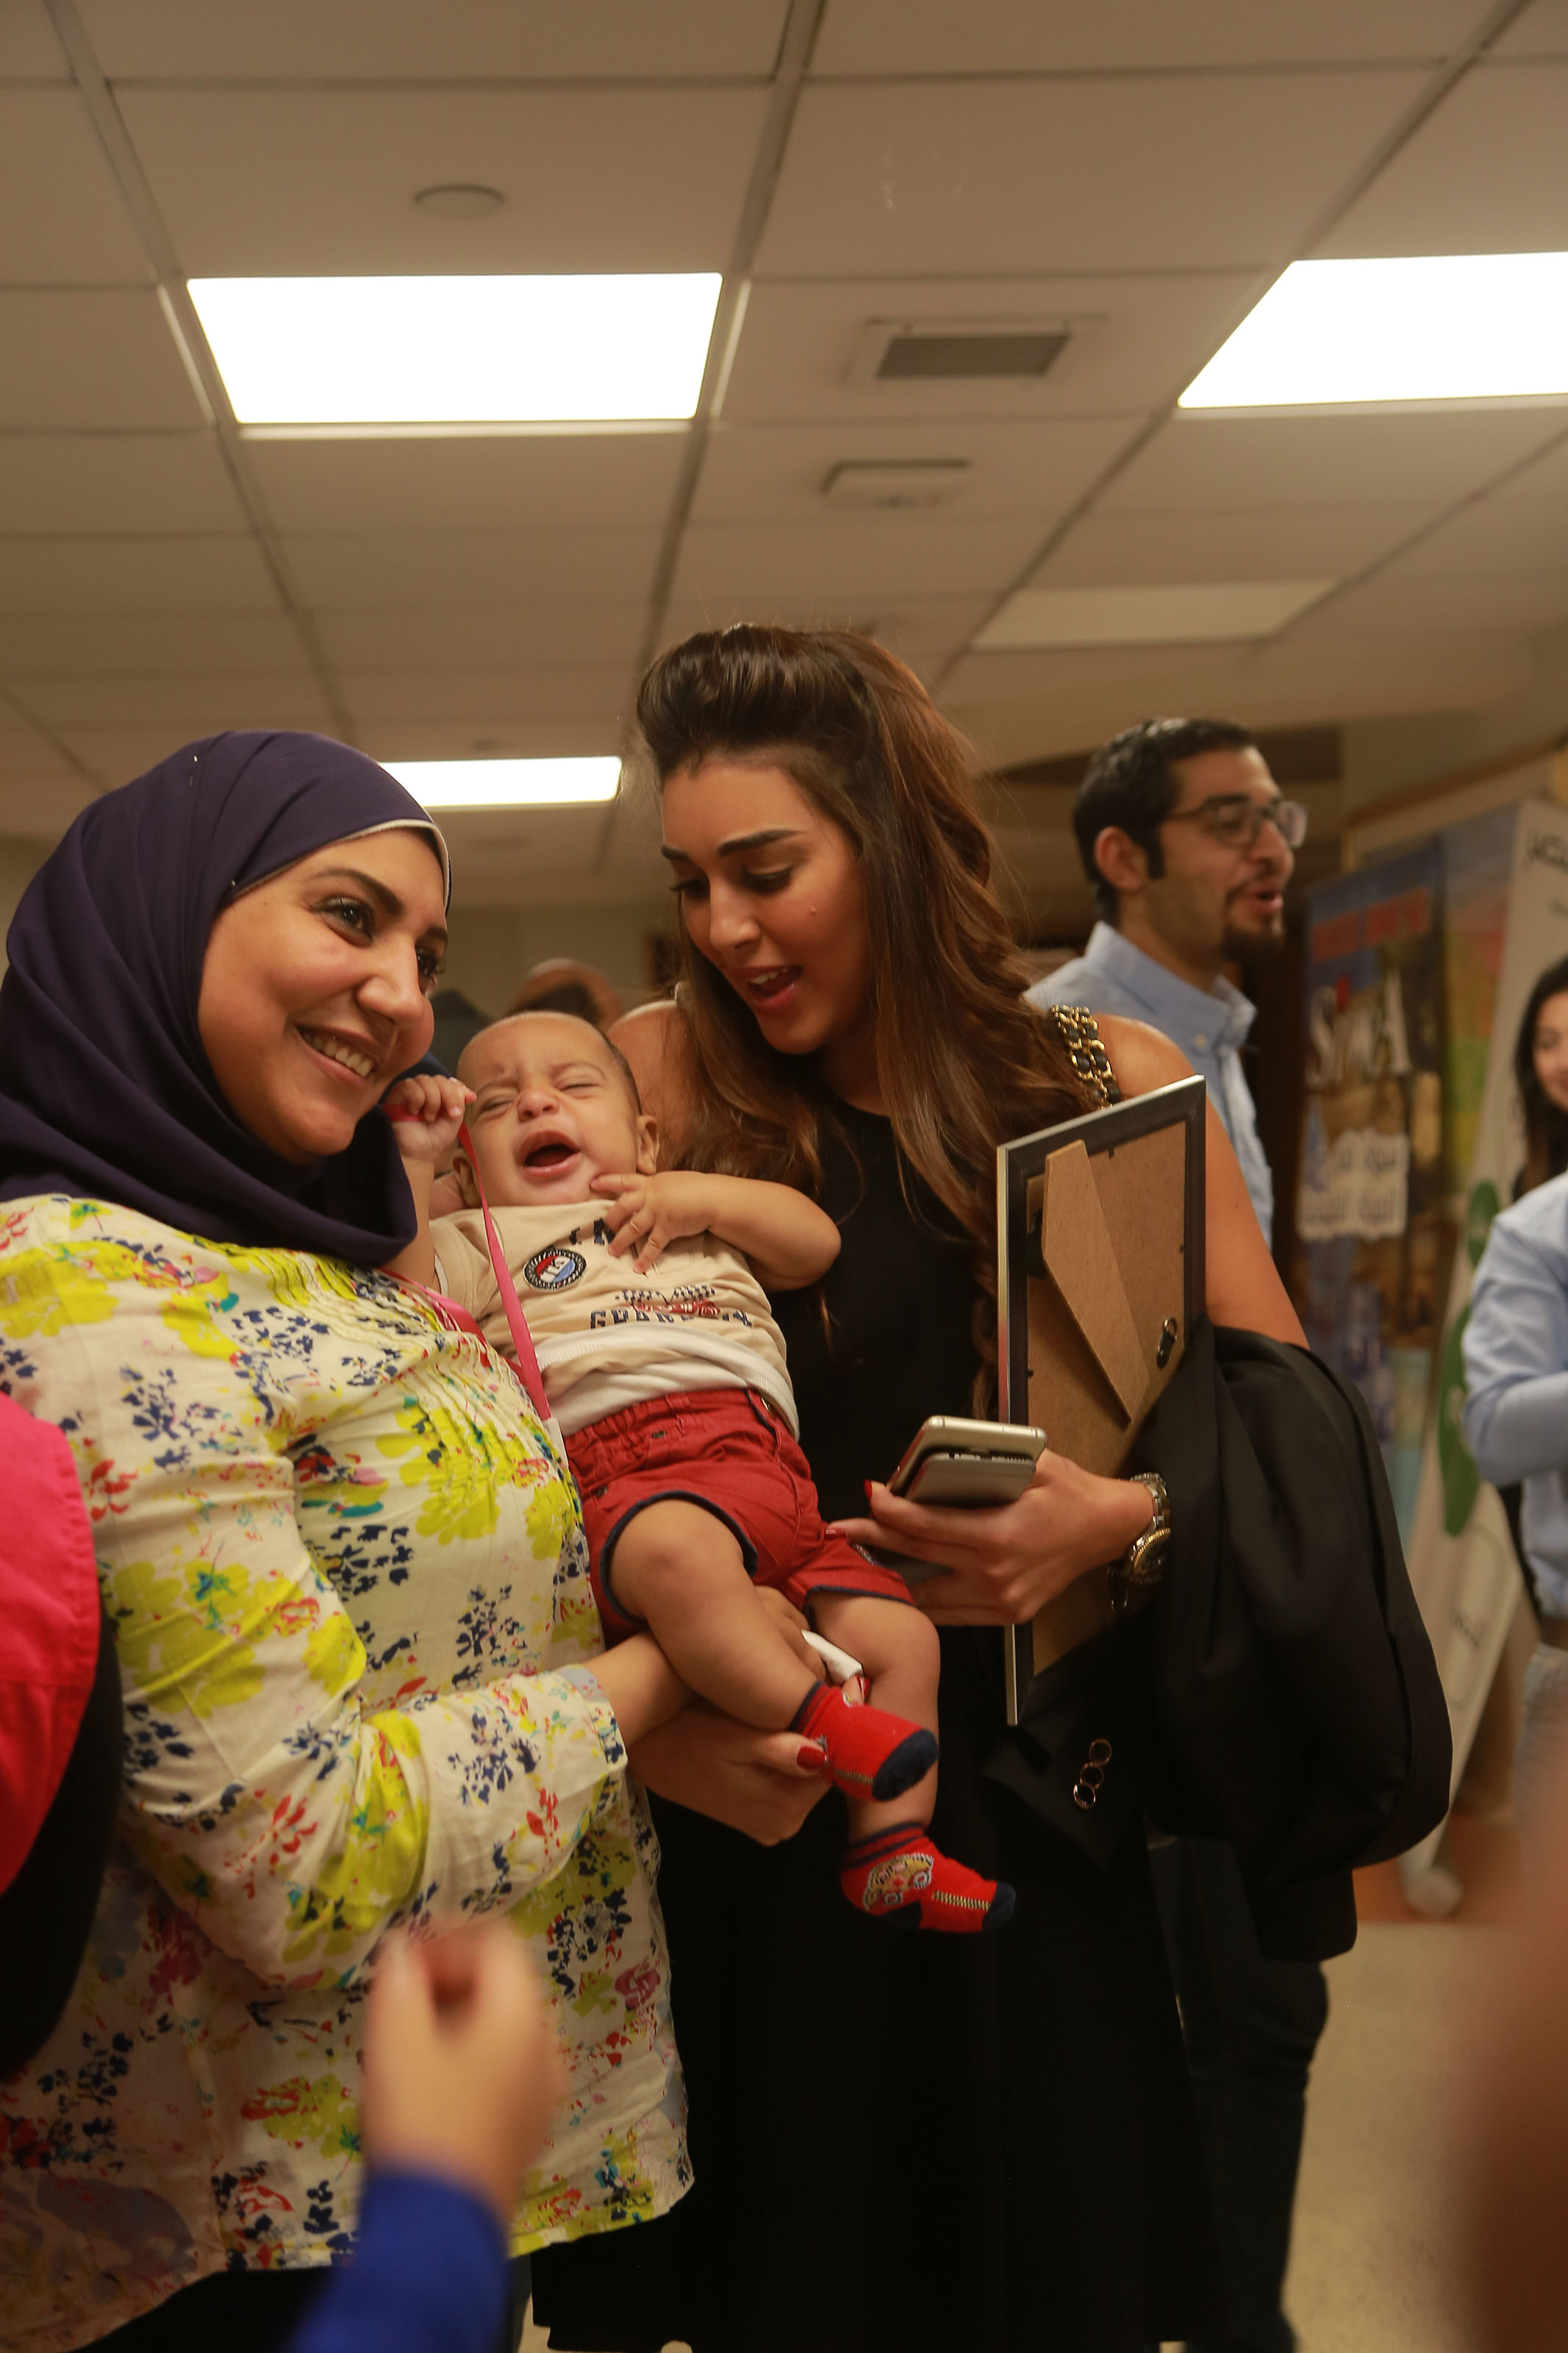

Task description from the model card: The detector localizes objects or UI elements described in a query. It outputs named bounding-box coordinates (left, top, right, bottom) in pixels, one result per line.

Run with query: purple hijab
left=0, top=732, right=451, bottom=1265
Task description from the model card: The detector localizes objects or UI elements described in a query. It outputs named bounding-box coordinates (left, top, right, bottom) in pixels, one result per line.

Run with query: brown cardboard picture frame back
left=997, top=1076, right=1206, bottom=1725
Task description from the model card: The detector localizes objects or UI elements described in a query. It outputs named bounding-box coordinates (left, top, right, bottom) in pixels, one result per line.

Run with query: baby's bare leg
left=610, top=1501, right=818, bottom=1730
left=812, top=1595, right=942, bottom=1839
left=612, top=1510, right=939, bottom=1805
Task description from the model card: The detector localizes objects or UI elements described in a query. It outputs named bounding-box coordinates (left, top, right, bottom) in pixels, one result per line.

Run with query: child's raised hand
left=384, top=1074, right=473, bottom=1167
left=594, top=1171, right=716, bottom=1272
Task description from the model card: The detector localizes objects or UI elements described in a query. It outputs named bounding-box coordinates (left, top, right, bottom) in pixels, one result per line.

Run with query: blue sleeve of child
left=284, top=2171, right=510, bottom=2353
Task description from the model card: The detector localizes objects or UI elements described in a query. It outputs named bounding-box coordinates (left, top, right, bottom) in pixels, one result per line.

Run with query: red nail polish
left=797, top=1743, right=826, bottom=1770
left=863, top=1479, right=874, bottom=1500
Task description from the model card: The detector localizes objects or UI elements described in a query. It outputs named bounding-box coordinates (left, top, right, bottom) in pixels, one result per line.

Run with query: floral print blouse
left=0, top=1196, right=690, bottom=2352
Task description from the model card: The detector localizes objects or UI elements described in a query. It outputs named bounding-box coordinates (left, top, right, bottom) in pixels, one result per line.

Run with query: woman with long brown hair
left=529, top=626, right=1447, bottom=2353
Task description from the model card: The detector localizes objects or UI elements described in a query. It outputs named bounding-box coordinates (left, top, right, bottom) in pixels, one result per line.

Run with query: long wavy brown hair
left=636, top=624, right=1092, bottom=1402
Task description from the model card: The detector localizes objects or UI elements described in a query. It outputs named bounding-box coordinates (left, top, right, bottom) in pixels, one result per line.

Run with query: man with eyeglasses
left=1029, top=715, right=1306, bottom=1245
left=1031, top=717, right=1320, bottom=2353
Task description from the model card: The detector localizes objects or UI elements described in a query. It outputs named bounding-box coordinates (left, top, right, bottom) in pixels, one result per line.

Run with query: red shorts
left=567, top=1388, right=912, bottom=1642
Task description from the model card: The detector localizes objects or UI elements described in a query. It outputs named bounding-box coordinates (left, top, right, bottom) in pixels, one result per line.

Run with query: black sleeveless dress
left=531, top=1104, right=1222, bottom=2353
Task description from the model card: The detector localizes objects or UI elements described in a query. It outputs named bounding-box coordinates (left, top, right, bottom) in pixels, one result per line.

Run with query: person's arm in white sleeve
left=1462, top=1213, right=1568, bottom=1485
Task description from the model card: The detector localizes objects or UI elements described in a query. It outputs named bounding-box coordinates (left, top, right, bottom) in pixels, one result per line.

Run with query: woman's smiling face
left=198, top=829, right=448, bottom=1164
left=660, top=757, right=875, bottom=1068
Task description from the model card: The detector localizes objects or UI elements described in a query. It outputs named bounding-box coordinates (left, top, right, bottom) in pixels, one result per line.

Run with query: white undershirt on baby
left=431, top=1201, right=800, bottom=1438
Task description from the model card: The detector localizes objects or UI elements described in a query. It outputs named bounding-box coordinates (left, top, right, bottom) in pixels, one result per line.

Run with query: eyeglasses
left=1162, top=794, right=1309, bottom=852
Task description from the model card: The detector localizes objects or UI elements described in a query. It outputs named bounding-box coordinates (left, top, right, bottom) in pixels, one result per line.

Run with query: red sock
left=791, top=1682, right=937, bottom=1804
left=840, top=1822, right=1015, bottom=1934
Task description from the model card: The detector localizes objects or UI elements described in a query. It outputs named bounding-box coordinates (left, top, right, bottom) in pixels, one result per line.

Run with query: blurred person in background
left=509, top=959, right=623, bottom=1029
left=1029, top=717, right=1300, bottom=1242
left=284, top=1923, right=565, bottom=2353
left=1462, top=1739, right=1568, bottom=2353
left=1510, top=952, right=1568, bottom=1199
left=1032, top=718, right=1321, bottom=2353
left=1474, top=956, right=1568, bottom=1610
left=1463, top=1122, right=1568, bottom=1857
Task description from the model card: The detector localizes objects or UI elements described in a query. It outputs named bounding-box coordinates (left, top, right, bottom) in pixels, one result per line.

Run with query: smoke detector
left=821, top=460, right=970, bottom=510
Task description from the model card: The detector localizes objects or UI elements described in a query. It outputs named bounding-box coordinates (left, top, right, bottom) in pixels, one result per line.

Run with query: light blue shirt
left=1028, top=921, right=1275, bottom=1244
left=1462, top=1171, right=1568, bottom=1617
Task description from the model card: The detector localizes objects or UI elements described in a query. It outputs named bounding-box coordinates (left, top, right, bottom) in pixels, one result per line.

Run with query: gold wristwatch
left=1108, top=1470, right=1170, bottom=1617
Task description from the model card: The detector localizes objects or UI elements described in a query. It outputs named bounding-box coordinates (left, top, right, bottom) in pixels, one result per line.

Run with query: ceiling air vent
left=845, top=317, right=1078, bottom=387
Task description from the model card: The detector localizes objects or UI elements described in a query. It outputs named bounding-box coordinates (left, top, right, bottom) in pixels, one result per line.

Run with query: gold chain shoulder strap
left=1044, top=1004, right=1123, bottom=1109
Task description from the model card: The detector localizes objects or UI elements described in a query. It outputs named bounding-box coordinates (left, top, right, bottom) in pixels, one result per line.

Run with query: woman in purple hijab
left=0, top=735, right=691, bottom=2353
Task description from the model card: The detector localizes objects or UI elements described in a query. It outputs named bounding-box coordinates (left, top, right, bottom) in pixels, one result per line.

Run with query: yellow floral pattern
left=0, top=1196, right=688, bottom=2353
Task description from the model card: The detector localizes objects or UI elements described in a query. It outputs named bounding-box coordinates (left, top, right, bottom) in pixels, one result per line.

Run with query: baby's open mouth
left=522, top=1140, right=577, bottom=1168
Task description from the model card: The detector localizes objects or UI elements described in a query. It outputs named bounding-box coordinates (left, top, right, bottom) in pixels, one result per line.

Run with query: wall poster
left=1295, top=843, right=1445, bottom=1538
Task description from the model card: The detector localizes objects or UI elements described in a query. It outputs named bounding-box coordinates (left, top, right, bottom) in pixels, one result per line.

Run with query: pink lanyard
left=454, top=1121, right=552, bottom=1427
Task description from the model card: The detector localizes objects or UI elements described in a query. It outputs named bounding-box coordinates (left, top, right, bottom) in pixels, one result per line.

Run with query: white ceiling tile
left=118, top=86, right=767, bottom=276
left=246, top=435, right=687, bottom=536
left=1033, top=504, right=1435, bottom=588
left=1492, top=426, right=1568, bottom=501
left=0, top=293, right=208, bottom=429
left=81, top=0, right=788, bottom=79
left=1284, top=571, right=1568, bottom=640
left=1492, top=3, right=1568, bottom=57
left=284, top=528, right=659, bottom=611
left=0, top=720, right=75, bottom=775
left=0, top=610, right=305, bottom=674
left=339, top=666, right=630, bottom=722
left=865, top=597, right=1005, bottom=679
left=360, top=717, right=621, bottom=761
left=0, top=435, right=245, bottom=534
left=756, top=71, right=1428, bottom=277
left=0, top=537, right=278, bottom=614
left=437, top=808, right=616, bottom=875
left=21, top=671, right=334, bottom=729
left=0, top=1, right=68, bottom=76
left=670, top=515, right=1048, bottom=608
left=723, top=273, right=1260, bottom=424
left=692, top=416, right=1137, bottom=525
left=55, top=726, right=275, bottom=785
left=0, top=776, right=98, bottom=840
left=1369, top=494, right=1568, bottom=576
left=1099, top=410, right=1568, bottom=511
left=813, top=0, right=1479, bottom=73
left=313, top=606, right=648, bottom=671
left=0, top=90, right=152, bottom=282
left=1245, top=629, right=1539, bottom=713
left=1320, top=61, right=1568, bottom=255
left=942, top=630, right=1536, bottom=768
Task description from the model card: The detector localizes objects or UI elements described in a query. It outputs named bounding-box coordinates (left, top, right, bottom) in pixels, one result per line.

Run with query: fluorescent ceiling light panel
left=387, top=757, right=621, bottom=809
left=974, top=582, right=1332, bottom=650
left=188, top=275, right=722, bottom=426
left=1181, top=253, right=1568, bottom=409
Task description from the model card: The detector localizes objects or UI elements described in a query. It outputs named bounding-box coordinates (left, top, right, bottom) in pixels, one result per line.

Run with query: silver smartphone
left=882, top=1415, right=1047, bottom=1573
